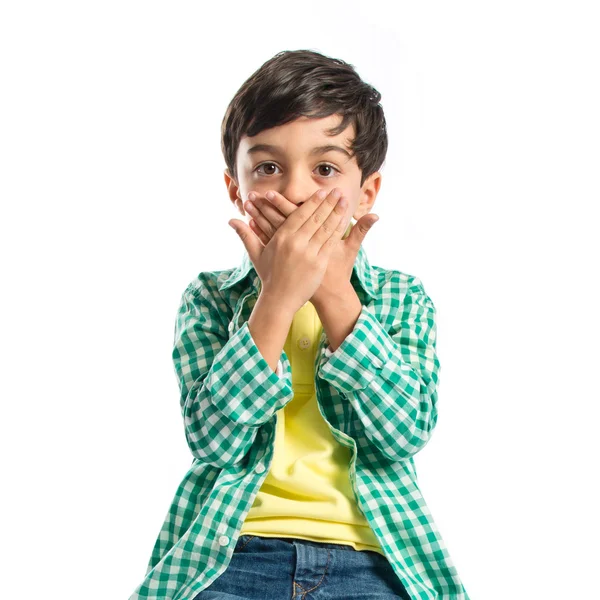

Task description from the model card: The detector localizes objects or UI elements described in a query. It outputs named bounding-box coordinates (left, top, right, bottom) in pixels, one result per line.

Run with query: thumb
left=228, top=219, right=263, bottom=262
left=349, top=214, right=379, bottom=246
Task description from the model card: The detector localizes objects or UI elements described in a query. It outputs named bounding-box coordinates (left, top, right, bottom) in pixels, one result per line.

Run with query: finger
left=263, top=190, right=297, bottom=217
left=249, top=218, right=270, bottom=246
left=245, top=200, right=277, bottom=238
left=309, top=190, right=348, bottom=253
left=245, top=195, right=284, bottom=236
left=228, top=219, right=263, bottom=264
left=275, top=187, right=335, bottom=237
left=345, top=214, right=378, bottom=252
left=298, top=187, right=345, bottom=243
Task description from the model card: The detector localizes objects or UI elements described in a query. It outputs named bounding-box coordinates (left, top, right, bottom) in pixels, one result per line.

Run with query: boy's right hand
left=228, top=187, right=348, bottom=315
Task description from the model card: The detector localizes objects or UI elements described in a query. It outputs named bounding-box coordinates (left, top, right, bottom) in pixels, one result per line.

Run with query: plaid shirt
left=129, top=243, right=470, bottom=600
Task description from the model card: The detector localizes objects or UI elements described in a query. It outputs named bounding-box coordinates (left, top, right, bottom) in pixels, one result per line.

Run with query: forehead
left=238, top=114, right=355, bottom=155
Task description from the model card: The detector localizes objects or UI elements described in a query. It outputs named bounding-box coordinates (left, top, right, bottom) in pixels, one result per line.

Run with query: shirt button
left=256, top=463, right=265, bottom=474
left=297, top=336, right=311, bottom=350
left=218, top=535, right=229, bottom=546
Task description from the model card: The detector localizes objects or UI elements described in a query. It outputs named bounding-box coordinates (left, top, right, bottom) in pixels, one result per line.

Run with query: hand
left=243, top=189, right=379, bottom=306
left=228, top=188, right=350, bottom=315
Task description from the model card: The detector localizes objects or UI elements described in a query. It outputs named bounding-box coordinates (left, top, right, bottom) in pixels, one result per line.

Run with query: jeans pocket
left=233, top=534, right=257, bottom=553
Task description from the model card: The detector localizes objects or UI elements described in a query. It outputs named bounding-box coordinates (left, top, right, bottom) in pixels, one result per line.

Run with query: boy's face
left=224, top=114, right=381, bottom=225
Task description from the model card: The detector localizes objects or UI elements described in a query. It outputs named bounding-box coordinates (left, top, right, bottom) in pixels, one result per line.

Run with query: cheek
left=339, top=187, right=355, bottom=203
left=343, top=195, right=358, bottom=215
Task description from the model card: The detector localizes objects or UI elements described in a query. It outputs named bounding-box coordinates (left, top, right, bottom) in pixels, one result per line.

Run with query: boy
left=129, top=49, right=470, bottom=599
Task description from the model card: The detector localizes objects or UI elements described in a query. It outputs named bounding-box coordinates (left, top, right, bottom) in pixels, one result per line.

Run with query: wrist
left=312, top=281, right=355, bottom=311
left=258, top=289, right=298, bottom=320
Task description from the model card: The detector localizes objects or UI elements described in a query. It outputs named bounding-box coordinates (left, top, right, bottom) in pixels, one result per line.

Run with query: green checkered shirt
left=129, top=243, right=470, bottom=599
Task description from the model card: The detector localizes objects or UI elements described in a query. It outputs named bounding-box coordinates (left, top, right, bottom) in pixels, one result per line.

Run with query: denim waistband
left=251, top=535, right=359, bottom=551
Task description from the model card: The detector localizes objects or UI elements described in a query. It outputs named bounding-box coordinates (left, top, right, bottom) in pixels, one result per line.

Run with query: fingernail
left=266, top=191, right=275, bottom=200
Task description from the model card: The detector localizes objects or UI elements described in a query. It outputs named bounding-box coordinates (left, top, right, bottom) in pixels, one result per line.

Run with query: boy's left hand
left=244, top=190, right=379, bottom=306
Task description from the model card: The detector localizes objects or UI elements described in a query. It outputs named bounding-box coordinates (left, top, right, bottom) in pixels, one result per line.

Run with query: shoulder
left=372, top=264, right=433, bottom=306
left=176, top=267, right=239, bottom=324
left=182, top=268, right=233, bottom=300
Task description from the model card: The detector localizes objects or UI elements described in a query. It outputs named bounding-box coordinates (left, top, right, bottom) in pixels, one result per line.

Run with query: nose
left=280, top=188, right=312, bottom=207
left=278, top=174, right=326, bottom=207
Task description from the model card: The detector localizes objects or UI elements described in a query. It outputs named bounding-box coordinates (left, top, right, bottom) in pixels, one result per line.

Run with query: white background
left=1, top=1, right=598, bottom=598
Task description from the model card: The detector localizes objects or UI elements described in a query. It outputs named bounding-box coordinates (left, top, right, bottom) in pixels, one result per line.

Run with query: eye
left=316, top=164, right=339, bottom=177
left=255, top=162, right=280, bottom=176
left=254, top=162, right=340, bottom=177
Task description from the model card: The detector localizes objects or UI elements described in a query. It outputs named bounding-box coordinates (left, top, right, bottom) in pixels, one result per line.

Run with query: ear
left=355, top=171, right=382, bottom=219
left=224, top=168, right=246, bottom=216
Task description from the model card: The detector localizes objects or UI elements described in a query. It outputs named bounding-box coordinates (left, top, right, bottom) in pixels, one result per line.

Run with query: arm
left=247, top=290, right=296, bottom=374
left=312, top=281, right=362, bottom=353
left=315, top=276, right=440, bottom=462
left=172, top=275, right=294, bottom=468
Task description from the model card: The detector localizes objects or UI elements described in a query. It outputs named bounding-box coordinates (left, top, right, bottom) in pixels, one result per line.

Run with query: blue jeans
left=191, top=534, right=411, bottom=599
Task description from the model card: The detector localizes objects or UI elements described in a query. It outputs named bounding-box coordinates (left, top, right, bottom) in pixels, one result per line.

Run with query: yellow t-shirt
left=240, top=282, right=386, bottom=556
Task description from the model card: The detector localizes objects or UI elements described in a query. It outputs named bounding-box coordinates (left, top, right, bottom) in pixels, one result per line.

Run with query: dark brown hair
left=221, top=49, right=388, bottom=188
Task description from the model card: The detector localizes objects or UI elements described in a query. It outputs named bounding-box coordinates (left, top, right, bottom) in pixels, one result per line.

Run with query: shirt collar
left=218, top=221, right=379, bottom=300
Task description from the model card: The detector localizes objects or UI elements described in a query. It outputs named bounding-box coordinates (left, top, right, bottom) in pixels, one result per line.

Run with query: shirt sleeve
left=172, top=280, right=294, bottom=468
left=317, top=277, right=440, bottom=462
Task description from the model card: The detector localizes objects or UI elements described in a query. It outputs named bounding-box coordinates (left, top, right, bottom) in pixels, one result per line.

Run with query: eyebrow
left=247, top=143, right=352, bottom=158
